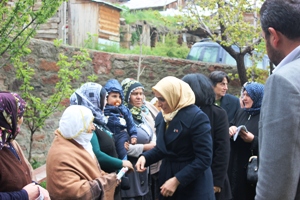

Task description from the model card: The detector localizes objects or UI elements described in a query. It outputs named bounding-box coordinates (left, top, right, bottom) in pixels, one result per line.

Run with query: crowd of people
left=1, top=0, right=300, bottom=199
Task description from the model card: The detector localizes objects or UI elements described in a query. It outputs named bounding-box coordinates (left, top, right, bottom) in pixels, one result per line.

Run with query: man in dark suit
left=209, top=71, right=240, bottom=123
left=256, top=1, right=300, bottom=199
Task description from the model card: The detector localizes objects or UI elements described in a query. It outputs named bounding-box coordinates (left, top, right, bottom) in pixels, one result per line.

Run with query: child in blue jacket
left=104, top=79, right=137, bottom=160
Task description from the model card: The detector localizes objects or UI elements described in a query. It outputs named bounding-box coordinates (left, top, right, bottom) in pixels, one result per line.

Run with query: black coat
left=202, top=105, right=232, bottom=200
left=228, top=109, right=259, bottom=200
left=144, top=105, right=215, bottom=200
left=220, top=94, right=241, bottom=123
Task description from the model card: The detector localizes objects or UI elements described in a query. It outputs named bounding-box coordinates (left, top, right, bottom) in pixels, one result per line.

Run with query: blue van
left=186, top=41, right=269, bottom=70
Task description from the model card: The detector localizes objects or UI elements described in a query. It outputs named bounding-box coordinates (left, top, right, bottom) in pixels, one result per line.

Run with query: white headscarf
left=58, top=105, right=95, bottom=158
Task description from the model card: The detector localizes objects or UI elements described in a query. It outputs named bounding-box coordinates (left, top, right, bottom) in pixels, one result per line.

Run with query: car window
left=187, top=46, right=202, bottom=60
left=202, top=46, right=219, bottom=63
left=223, top=51, right=237, bottom=66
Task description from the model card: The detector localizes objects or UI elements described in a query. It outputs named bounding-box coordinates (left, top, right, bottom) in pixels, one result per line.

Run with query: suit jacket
left=143, top=105, right=215, bottom=200
left=256, top=55, right=300, bottom=200
left=202, top=105, right=232, bottom=200
left=221, top=94, right=241, bottom=123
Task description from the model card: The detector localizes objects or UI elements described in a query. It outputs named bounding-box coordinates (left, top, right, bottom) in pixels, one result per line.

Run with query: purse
left=247, top=155, right=258, bottom=184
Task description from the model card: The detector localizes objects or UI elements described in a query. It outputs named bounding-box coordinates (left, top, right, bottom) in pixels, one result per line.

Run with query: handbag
left=247, top=155, right=258, bottom=184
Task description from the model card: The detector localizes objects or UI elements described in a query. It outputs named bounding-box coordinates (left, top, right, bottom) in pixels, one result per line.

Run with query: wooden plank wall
left=69, top=0, right=99, bottom=47
left=99, top=5, right=120, bottom=42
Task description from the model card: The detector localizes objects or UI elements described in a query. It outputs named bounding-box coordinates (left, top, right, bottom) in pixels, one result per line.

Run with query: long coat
left=256, top=54, right=300, bottom=200
left=228, top=109, right=259, bottom=200
left=201, top=105, right=232, bottom=200
left=220, top=94, right=240, bottom=123
left=143, top=105, right=215, bottom=200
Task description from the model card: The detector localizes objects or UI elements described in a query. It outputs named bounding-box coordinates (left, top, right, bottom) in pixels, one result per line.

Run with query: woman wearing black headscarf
left=228, top=82, right=264, bottom=200
left=0, top=92, right=50, bottom=199
left=182, top=73, right=232, bottom=200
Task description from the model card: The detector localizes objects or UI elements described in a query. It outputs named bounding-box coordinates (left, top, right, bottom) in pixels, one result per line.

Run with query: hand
left=124, top=141, right=129, bottom=151
left=214, top=186, right=221, bottom=193
left=23, top=183, right=39, bottom=200
left=122, top=160, right=134, bottom=172
left=160, top=177, right=180, bottom=197
left=229, top=126, right=237, bottom=137
left=135, top=155, right=147, bottom=172
left=39, top=186, right=51, bottom=200
left=239, top=130, right=254, bottom=143
left=131, top=137, right=137, bottom=145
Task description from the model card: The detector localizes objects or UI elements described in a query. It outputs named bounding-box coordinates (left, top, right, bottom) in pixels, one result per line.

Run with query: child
left=104, top=79, right=137, bottom=160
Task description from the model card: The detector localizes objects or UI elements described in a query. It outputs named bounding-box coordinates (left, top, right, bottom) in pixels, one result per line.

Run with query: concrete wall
left=0, top=39, right=241, bottom=163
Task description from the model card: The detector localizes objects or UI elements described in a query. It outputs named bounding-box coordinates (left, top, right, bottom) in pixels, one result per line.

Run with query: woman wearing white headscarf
left=46, top=105, right=118, bottom=200
left=136, top=76, right=215, bottom=200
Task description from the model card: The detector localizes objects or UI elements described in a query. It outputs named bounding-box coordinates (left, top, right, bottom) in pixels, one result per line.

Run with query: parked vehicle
left=186, top=41, right=269, bottom=70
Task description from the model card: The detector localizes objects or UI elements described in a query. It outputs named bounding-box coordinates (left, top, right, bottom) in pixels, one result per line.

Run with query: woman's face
left=153, top=90, right=172, bottom=114
left=242, top=90, right=253, bottom=109
left=129, top=88, right=144, bottom=108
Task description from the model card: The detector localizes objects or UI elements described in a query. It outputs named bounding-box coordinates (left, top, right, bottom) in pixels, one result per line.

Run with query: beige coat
left=46, top=131, right=117, bottom=200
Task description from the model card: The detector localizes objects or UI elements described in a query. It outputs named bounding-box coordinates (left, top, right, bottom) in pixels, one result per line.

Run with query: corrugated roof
left=121, top=0, right=177, bottom=10
left=91, top=0, right=123, bottom=11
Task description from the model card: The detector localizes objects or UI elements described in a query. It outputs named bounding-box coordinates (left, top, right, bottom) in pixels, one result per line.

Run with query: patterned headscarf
left=0, top=92, right=26, bottom=150
left=243, top=82, right=264, bottom=116
left=58, top=105, right=95, bottom=158
left=121, top=78, right=147, bottom=123
left=152, top=76, right=195, bottom=122
left=70, top=82, right=108, bottom=125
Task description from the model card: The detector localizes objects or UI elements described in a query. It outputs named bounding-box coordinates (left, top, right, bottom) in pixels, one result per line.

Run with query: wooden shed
left=68, top=0, right=122, bottom=47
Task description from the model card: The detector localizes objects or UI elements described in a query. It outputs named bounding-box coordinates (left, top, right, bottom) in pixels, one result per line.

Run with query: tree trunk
left=236, top=54, right=248, bottom=86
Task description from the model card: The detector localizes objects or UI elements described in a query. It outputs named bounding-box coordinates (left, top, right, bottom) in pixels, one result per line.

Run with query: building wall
left=0, top=39, right=241, bottom=162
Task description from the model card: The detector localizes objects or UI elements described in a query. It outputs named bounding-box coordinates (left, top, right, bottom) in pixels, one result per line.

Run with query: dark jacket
left=202, top=105, right=232, bottom=200
left=220, top=94, right=240, bottom=123
left=143, top=105, right=215, bottom=200
left=228, top=109, right=259, bottom=200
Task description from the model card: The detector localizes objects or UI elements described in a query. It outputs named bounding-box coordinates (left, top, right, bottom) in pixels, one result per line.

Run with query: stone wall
left=0, top=39, right=241, bottom=163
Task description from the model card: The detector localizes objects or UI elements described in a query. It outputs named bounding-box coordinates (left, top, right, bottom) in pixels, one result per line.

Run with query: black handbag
left=247, top=155, right=258, bottom=184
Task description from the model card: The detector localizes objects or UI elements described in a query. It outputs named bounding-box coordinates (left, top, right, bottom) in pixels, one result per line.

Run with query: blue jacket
left=104, top=79, right=137, bottom=138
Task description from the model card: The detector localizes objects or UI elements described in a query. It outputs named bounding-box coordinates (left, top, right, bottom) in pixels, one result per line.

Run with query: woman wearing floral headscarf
left=121, top=78, right=160, bottom=200
left=0, top=92, right=50, bottom=199
left=46, top=105, right=118, bottom=199
left=228, top=82, right=264, bottom=200
left=136, top=76, right=215, bottom=200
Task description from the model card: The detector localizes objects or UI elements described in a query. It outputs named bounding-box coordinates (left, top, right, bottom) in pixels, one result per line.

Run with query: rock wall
left=0, top=39, right=241, bottom=163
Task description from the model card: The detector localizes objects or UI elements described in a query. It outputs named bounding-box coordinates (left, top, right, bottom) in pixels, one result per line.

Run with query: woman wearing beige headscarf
left=46, top=105, right=118, bottom=200
left=136, top=76, right=215, bottom=200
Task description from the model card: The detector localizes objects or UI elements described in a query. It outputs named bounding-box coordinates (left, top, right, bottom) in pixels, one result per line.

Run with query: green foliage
left=246, top=66, right=268, bottom=84
left=91, top=34, right=190, bottom=59
left=30, top=159, right=43, bottom=169
left=182, top=0, right=265, bottom=85
left=121, top=9, right=179, bottom=30
left=0, top=0, right=66, bottom=68
left=40, top=181, right=47, bottom=189
left=15, top=39, right=91, bottom=161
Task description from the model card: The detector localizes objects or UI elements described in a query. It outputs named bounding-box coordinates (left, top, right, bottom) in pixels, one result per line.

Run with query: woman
left=182, top=73, right=232, bottom=200
left=228, top=82, right=264, bottom=200
left=46, top=105, right=118, bottom=199
left=136, top=76, right=215, bottom=200
left=70, top=82, right=133, bottom=199
left=0, top=92, right=50, bottom=199
left=121, top=78, right=159, bottom=200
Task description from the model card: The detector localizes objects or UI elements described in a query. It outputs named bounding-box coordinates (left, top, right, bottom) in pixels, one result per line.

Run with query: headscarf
left=0, top=92, right=26, bottom=150
left=152, top=76, right=195, bottom=122
left=243, top=82, right=264, bottom=116
left=121, top=78, right=148, bottom=123
left=70, top=82, right=108, bottom=125
left=58, top=105, right=95, bottom=158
